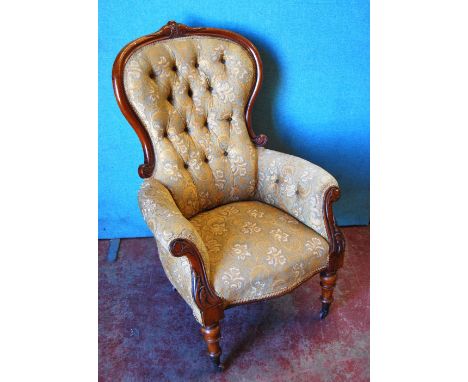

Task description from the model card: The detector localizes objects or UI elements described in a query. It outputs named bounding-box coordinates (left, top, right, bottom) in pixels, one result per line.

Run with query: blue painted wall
left=99, top=0, right=369, bottom=238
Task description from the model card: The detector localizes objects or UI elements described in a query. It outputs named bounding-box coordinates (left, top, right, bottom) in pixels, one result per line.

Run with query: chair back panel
left=123, top=35, right=258, bottom=217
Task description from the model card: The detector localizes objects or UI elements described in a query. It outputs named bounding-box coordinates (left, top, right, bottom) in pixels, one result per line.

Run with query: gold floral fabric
left=190, top=201, right=329, bottom=305
left=124, top=36, right=258, bottom=219
left=138, top=177, right=207, bottom=322
left=255, top=148, right=338, bottom=240
left=128, top=36, right=341, bottom=323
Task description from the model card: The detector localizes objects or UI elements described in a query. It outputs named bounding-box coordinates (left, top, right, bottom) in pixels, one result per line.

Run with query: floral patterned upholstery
left=190, top=201, right=329, bottom=305
left=255, top=148, right=338, bottom=240
left=127, top=35, right=339, bottom=324
left=138, top=178, right=209, bottom=323
left=124, top=36, right=257, bottom=219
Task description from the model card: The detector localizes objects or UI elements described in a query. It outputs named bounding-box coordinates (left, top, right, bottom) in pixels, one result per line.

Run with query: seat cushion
left=190, top=201, right=329, bottom=305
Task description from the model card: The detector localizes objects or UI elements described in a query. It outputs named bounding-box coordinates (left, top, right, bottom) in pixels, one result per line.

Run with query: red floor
left=99, top=226, right=369, bottom=381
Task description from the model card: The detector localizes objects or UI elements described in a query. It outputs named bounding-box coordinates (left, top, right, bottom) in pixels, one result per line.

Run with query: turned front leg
left=200, top=322, right=224, bottom=371
left=320, top=271, right=337, bottom=319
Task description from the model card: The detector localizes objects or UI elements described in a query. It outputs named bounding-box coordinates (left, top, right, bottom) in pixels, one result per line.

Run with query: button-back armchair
left=112, top=21, right=345, bottom=371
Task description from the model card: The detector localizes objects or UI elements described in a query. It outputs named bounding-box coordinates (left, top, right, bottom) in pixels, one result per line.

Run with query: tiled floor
left=99, top=226, right=369, bottom=381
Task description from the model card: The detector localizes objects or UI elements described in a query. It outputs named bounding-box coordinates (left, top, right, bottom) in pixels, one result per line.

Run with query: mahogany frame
left=112, top=21, right=345, bottom=371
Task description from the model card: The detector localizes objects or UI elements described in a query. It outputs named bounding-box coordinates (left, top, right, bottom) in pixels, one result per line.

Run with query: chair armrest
left=138, top=178, right=223, bottom=325
left=254, top=148, right=339, bottom=241
left=138, top=178, right=211, bottom=272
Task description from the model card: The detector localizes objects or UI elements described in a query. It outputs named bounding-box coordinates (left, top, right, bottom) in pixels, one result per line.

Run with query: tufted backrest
left=120, top=27, right=260, bottom=218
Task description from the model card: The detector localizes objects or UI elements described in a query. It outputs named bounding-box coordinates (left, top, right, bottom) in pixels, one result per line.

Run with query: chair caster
left=214, top=362, right=225, bottom=372
left=211, top=356, right=225, bottom=372
left=320, top=303, right=330, bottom=320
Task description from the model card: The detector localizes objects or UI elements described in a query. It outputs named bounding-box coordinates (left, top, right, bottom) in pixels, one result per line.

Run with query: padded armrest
left=254, top=148, right=339, bottom=241
left=139, top=178, right=211, bottom=270
left=138, top=178, right=211, bottom=323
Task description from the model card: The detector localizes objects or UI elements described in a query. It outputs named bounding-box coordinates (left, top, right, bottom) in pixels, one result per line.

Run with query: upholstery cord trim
left=224, top=262, right=329, bottom=307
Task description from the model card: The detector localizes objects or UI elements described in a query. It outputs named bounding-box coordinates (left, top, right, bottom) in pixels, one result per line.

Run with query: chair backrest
left=113, top=21, right=267, bottom=218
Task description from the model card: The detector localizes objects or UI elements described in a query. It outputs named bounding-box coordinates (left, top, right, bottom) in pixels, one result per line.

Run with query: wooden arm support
left=323, top=186, right=346, bottom=272
left=169, top=238, right=225, bottom=326
left=319, top=186, right=346, bottom=319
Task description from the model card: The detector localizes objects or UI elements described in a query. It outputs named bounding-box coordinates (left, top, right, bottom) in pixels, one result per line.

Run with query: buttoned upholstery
left=124, top=37, right=258, bottom=219
left=255, top=148, right=338, bottom=240
left=127, top=35, right=339, bottom=324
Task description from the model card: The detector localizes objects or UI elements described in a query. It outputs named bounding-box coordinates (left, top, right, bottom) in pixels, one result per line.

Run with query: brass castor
left=211, top=355, right=225, bottom=371
left=319, top=302, right=330, bottom=320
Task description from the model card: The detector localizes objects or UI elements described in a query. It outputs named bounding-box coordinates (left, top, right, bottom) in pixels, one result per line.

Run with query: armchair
left=112, top=21, right=345, bottom=371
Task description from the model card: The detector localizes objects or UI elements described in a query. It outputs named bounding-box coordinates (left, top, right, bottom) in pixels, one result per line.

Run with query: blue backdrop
left=99, top=1, right=369, bottom=238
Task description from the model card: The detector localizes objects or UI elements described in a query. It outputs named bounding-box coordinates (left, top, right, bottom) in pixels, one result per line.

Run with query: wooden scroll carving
left=169, top=238, right=225, bottom=327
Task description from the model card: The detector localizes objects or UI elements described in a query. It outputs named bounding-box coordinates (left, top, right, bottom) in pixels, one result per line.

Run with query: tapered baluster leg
left=319, top=271, right=337, bottom=319
left=200, top=322, right=224, bottom=371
